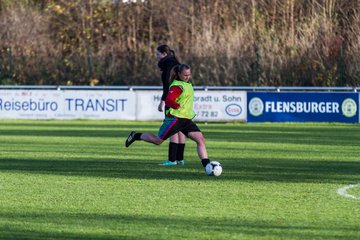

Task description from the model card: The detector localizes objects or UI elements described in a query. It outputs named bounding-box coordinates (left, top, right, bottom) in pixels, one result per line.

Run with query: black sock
left=134, top=133, right=142, bottom=140
left=201, top=158, right=210, bottom=167
left=176, top=143, right=185, bottom=161
left=168, top=142, right=178, bottom=162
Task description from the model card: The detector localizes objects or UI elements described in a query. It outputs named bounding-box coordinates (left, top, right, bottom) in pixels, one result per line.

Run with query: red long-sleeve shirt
left=165, top=85, right=183, bottom=109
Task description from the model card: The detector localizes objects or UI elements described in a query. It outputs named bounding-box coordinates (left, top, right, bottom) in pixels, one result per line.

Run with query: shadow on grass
left=1, top=121, right=360, bottom=182
left=1, top=157, right=360, bottom=183
left=0, top=226, right=133, bottom=240
left=1, top=122, right=360, bottom=146
left=0, top=211, right=359, bottom=240
left=0, top=129, right=123, bottom=138
left=0, top=121, right=159, bottom=138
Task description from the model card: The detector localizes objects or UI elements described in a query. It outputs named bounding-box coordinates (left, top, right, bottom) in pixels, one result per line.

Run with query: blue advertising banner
left=247, top=92, right=358, bottom=123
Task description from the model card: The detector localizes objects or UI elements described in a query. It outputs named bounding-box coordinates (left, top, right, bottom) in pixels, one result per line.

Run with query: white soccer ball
left=205, top=161, right=222, bottom=177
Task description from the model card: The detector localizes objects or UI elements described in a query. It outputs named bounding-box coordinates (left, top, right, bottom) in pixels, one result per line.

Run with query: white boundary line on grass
left=337, top=184, right=360, bottom=200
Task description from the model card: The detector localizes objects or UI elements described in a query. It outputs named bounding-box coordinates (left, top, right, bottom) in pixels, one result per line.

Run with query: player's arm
left=165, top=86, right=182, bottom=109
left=161, top=73, right=169, bottom=101
left=158, top=72, right=169, bottom=112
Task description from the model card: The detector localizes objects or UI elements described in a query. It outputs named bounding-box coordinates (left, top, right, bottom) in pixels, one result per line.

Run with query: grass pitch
left=0, top=120, right=360, bottom=240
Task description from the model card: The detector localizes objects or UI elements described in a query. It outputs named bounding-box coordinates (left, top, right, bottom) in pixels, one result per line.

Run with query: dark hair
left=157, top=44, right=176, bottom=58
left=169, top=64, right=191, bottom=83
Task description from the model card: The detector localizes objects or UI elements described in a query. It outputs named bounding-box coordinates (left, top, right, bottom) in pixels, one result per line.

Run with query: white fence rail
left=0, top=85, right=359, bottom=92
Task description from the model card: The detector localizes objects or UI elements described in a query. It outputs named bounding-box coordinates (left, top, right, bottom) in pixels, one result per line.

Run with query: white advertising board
left=136, top=90, right=247, bottom=121
left=136, top=90, right=164, bottom=120
left=0, top=90, right=63, bottom=119
left=61, top=90, right=136, bottom=120
left=193, top=91, right=246, bottom=121
left=0, top=89, right=246, bottom=121
left=0, top=90, right=136, bottom=120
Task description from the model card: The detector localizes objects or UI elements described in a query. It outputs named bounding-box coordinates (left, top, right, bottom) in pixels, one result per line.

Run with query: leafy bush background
left=0, top=0, right=359, bottom=86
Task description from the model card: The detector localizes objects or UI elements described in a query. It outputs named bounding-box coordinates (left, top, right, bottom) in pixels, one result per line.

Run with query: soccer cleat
left=177, top=160, right=185, bottom=166
left=159, top=160, right=177, bottom=166
left=125, top=131, right=136, bottom=148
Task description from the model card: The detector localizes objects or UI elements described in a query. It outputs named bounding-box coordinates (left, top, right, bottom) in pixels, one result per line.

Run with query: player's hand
left=158, top=101, right=165, bottom=112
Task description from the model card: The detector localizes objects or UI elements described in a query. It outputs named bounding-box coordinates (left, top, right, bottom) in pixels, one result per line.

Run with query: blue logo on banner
left=247, top=92, right=359, bottom=123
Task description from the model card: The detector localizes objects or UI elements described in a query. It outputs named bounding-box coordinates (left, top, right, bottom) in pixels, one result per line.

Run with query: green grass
left=0, top=120, right=360, bottom=240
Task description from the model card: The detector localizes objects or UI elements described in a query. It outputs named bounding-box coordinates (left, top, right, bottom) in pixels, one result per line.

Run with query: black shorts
left=158, top=117, right=201, bottom=140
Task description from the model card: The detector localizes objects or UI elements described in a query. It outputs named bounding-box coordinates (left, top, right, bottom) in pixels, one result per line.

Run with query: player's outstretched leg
left=125, top=131, right=141, bottom=147
left=125, top=132, right=164, bottom=148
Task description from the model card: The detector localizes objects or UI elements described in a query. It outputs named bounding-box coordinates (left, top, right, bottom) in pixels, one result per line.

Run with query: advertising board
left=247, top=92, right=358, bottom=123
